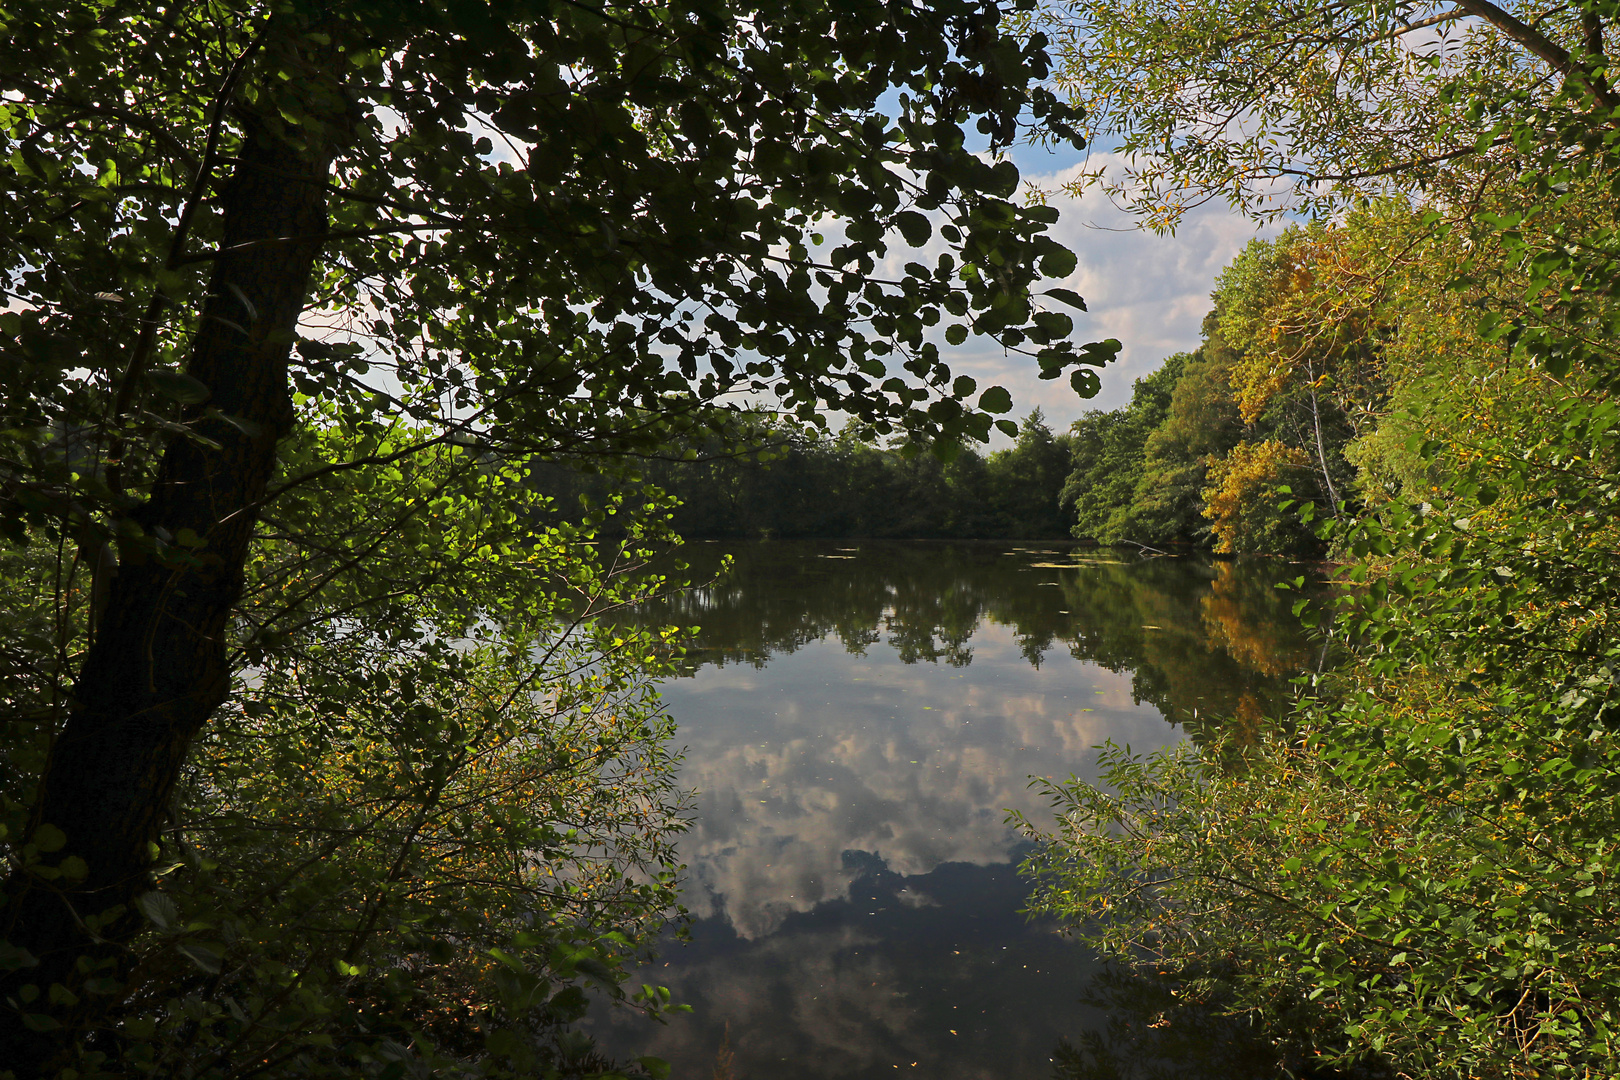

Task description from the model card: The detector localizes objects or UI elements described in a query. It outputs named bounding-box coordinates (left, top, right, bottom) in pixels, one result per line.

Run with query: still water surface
left=590, top=541, right=1314, bottom=1078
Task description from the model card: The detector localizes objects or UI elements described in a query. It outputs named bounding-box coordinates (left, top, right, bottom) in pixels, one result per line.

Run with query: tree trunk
left=0, top=111, right=335, bottom=1075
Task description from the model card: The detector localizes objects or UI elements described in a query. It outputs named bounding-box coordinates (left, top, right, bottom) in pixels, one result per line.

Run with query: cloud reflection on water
left=596, top=853, right=1108, bottom=1078
left=671, top=625, right=1174, bottom=939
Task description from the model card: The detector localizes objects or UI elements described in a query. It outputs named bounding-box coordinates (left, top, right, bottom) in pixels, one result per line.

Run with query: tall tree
left=982, top=408, right=1072, bottom=537
left=0, top=0, right=1112, bottom=1069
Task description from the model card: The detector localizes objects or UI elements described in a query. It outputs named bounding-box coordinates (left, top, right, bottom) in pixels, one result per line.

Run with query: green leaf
left=1077, top=339, right=1122, bottom=365
left=575, top=956, right=616, bottom=984
left=21, top=1012, right=61, bottom=1033
left=136, top=891, right=179, bottom=932
left=0, top=942, right=39, bottom=971
left=1042, top=287, right=1087, bottom=310
left=978, top=386, right=1013, bottom=414
left=204, top=407, right=264, bottom=437
left=1040, top=247, right=1078, bottom=279
left=33, top=824, right=66, bottom=853
left=146, top=370, right=211, bottom=405
left=176, top=942, right=223, bottom=974
left=488, top=947, right=525, bottom=972
left=894, top=211, right=931, bottom=247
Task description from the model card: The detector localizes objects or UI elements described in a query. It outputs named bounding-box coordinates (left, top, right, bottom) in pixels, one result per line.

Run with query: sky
left=283, top=98, right=1281, bottom=445
left=382, top=94, right=1276, bottom=441
left=936, top=146, right=1279, bottom=427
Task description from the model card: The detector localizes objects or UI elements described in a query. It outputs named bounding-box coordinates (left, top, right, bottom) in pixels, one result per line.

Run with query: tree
left=1061, top=214, right=1457, bottom=555
left=1061, top=356, right=1185, bottom=544
left=2, top=415, right=693, bottom=1077
left=1016, top=7, right=1620, bottom=1072
left=1129, top=336, right=1243, bottom=546
left=982, top=408, right=1073, bottom=537
left=0, top=0, right=1115, bottom=1070
left=1024, top=0, right=1620, bottom=227
left=1200, top=438, right=1316, bottom=555
left=1190, top=225, right=1389, bottom=550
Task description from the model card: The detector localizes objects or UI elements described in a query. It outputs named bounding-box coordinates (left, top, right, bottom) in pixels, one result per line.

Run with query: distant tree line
left=529, top=409, right=1075, bottom=540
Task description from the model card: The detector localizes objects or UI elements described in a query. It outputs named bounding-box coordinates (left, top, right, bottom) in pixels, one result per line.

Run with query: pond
left=588, top=540, right=1318, bottom=1078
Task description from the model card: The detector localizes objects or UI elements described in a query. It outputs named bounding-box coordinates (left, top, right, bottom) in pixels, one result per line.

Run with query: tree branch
left=1451, top=0, right=1620, bottom=112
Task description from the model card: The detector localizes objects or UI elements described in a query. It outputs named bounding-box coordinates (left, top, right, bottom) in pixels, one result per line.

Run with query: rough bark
left=0, top=112, right=336, bottom=1074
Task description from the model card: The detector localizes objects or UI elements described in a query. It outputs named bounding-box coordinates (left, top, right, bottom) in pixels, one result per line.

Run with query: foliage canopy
left=1026, top=0, right=1620, bottom=227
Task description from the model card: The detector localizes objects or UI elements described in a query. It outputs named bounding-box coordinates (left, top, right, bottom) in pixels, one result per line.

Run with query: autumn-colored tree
left=1200, top=440, right=1315, bottom=556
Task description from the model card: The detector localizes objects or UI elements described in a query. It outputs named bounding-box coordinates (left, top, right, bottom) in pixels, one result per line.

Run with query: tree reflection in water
left=593, top=541, right=1317, bottom=1079
left=639, top=541, right=1317, bottom=742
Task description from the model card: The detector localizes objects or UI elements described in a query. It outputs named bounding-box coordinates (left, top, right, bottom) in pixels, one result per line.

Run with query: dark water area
left=588, top=541, right=1318, bottom=1078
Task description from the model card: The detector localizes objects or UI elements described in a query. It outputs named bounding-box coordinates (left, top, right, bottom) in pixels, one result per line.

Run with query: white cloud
left=945, top=155, right=1280, bottom=426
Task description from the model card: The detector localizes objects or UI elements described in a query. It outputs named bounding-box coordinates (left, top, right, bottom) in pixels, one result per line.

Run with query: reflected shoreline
left=639, top=540, right=1318, bottom=741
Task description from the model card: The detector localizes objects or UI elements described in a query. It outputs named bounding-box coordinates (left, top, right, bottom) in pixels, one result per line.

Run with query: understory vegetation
left=1, top=430, right=696, bottom=1078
